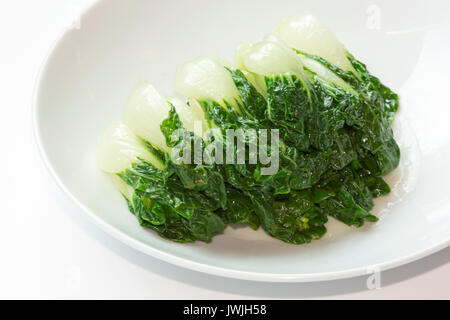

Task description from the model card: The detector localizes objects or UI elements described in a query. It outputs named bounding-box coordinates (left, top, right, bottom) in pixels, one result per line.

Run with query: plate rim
left=31, top=0, right=450, bottom=283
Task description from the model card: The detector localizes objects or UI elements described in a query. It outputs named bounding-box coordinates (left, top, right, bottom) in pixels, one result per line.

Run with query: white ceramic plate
left=33, top=0, right=450, bottom=282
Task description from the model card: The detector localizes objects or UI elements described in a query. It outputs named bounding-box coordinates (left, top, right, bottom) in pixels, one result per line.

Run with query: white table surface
left=0, top=0, right=448, bottom=300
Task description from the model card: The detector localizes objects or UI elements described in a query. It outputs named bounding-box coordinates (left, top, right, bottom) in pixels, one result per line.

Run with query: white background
left=0, top=0, right=448, bottom=299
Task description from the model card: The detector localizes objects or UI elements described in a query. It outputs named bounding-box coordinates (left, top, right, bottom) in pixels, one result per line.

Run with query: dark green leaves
left=227, top=68, right=267, bottom=120
left=265, top=75, right=311, bottom=151
left=160, top=104, right=184, bottom=148
left=115, top=48, right=400, bottom=244
left=248, top=190, right=328, bottom=244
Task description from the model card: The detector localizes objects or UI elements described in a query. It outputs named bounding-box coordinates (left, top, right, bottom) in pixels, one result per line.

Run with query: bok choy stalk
left=124, top=81, right=227, bottom=210
left=175, top=56, right=294, bottom=192
left=175, top=56, right=329, bottom=243
left=235, top=30, right=395, bottom=227
left=236, top=38, right=357, bottom=187
left=124, top=80, right=208, bottom=151
left=274, top=15, right=399, bottom=224
left=97, top=121, right=225, bottom=243
left=274, top=14, right=400, bottom=175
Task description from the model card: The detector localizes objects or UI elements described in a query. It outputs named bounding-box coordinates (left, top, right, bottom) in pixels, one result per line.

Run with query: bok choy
left=97, top=14, right=400, bottom=244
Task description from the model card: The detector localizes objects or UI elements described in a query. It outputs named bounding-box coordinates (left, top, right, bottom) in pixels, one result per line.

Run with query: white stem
left=97, top=121, right=163, bottom=173
left=274, top=14, right=355, bottom=73
left=175, top=57, right=241, bottom=112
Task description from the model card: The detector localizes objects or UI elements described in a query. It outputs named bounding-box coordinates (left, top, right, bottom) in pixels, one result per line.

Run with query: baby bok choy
left=97, top=13, right=400, bottom=244
left=175, top=56, right=329, bottom=244
left=233, top=17, right=398, bottom=227
left=274, top=14, right=400, bottom=174
left=97, top=122, right=225, bottom=242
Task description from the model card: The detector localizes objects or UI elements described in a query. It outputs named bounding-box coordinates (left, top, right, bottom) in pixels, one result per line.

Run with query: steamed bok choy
left=97, top=14, right=400, bottom=244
